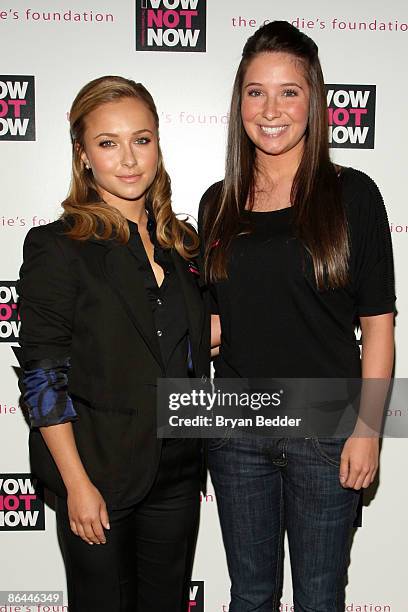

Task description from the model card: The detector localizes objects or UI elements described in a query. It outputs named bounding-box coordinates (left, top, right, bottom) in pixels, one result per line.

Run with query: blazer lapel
left=90, top=235, right=204, bottom=373
left=102, top=243, right=164, bottom=370
left=171, top=251, right=204, bottom=370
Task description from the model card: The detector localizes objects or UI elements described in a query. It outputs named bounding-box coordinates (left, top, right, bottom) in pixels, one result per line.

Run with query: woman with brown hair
left=199, top=21, right=395, bottom=612
left=17, top=75, right=209, bottom=611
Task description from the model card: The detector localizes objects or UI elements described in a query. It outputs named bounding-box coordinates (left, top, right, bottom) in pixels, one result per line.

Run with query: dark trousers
left=56, top=439, right=201, bottom=612
left=208, top=436, right=361, bottom=612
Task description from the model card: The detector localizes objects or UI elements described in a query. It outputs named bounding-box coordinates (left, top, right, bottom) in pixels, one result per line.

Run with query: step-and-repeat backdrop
left=1, top=1, right=407, bottom=610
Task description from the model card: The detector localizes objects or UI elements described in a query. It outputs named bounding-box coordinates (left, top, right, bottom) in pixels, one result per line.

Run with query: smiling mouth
left=259, top=125, right=289, bottom=136
left=117, top=175, right=142, bottom=182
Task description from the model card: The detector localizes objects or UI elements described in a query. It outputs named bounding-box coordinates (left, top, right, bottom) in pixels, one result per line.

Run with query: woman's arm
left=18, top=225, right=109, bottom=544
left=360, top=313, right=395, bottom=378
left=211, top=314, right=221, bottom=357
left=340, top=313, right=394, bottom=489
left=197, top=182, right=224, bottom=360
left=39, top=423, right=109, bottom=544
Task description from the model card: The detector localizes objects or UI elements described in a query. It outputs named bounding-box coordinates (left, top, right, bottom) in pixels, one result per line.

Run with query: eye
left=282, top=88, right=298, bottom=97
left=247, top=89, right=263, bottom=97
left=135, top=137, right=151, bottom=145
left=98, top=140, right=115, bottom=147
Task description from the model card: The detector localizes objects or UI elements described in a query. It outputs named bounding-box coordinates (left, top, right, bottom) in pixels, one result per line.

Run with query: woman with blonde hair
left=17, top=75, right=209, bottom=611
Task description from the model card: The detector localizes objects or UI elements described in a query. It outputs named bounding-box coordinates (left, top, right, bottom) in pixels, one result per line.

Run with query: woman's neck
left=256, top=143, right=302, bottom=187
left=250, top=146, right=303, bottom=211
left=108, top=198, right=148, bottom=228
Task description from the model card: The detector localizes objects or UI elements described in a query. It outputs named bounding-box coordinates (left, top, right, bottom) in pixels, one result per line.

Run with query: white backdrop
left=1, top=1, right=407, bottom=610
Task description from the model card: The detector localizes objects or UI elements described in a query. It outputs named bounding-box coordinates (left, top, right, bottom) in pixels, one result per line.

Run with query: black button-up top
left=127, top=214, right=191, bottom=378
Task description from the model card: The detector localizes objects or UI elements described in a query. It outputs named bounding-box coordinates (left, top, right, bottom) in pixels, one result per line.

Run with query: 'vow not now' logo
left=136, top=0, right=206, bottom=52
left=0, top=76, right=35, bottom=140
left=326, top=84, right=376, bottom=149
left=188, top=581, right=204, bottom=611
left=0, top=282, right=20, bottom=342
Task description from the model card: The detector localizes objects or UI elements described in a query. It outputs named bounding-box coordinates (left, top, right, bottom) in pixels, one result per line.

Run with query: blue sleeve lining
left=22, top=356, right=78, bottom=428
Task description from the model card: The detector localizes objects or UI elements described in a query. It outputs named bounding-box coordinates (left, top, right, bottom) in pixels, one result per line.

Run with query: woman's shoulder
left=26, top=214, right=74, bottom=235
left=199, top=180, right=224, bottom=206
left=337, top=166, right=383, bottom=205
left=337, top=166, right=389, bottom=235
left=198, top=180, right=224, bottom=229
left=22, top=217, right=78, bottom=257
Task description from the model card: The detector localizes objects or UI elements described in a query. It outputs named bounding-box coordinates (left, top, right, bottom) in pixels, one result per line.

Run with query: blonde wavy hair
left=61, top=75, right=198, bottom=259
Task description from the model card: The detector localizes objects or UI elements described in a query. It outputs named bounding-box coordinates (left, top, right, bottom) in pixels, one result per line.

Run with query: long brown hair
left=203, top=21, right=349, bottom=289
left=62, top=75, right=198, bottom=258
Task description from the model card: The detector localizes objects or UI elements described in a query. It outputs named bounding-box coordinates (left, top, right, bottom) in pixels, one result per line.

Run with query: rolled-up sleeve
left=16, top=225, right=78, bottom=427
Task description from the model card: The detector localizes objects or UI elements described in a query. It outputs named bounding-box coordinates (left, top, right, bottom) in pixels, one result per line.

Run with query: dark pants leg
left=208, top=436, right=285, bottom=612
left=284, top=437, right=360, bottom=612
left=208, top=436, right=360, bottom=612
left=56, top=439, right=201, bottom=612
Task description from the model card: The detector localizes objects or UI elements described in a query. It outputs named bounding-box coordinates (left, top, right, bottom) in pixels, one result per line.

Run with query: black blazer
left=16, top=219, right=210, bottom=509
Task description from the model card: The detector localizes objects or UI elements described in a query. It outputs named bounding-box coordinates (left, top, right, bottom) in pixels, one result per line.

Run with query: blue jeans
left=208, top=436, right=361, bottom=612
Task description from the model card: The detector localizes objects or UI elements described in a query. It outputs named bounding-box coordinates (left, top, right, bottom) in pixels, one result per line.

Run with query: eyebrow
left=93, top=129, right=154, bottom=139
left=244, top=81, right=303, bottom=89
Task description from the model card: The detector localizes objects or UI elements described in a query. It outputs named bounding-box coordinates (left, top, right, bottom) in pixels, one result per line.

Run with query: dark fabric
left=55, top=438, right=201, bottom=612
left=16, top=217, right=210, bottom=508
left=127, top=215, right=190, bottom=378
left=198, top=167, right=396, bottom=379
left=20, top=215, right=192, bottom=429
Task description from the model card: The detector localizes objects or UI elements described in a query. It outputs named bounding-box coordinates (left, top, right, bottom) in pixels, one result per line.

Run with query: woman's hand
left=37, top=422, right=110, bottom=544
left=67, top=480, right=110, bottom=545
left=339, top=437, right=379, bottom=490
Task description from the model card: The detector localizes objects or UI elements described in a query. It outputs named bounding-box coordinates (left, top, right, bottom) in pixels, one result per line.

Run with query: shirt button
left=157, top=329, right=163, bottom=337
left=157, top=298, right=163, bottom=306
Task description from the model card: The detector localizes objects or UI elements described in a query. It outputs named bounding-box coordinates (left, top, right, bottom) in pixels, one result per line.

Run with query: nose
left=263, top=95, right=281, bottom=121
left=121, top=143, right=137, bottom=168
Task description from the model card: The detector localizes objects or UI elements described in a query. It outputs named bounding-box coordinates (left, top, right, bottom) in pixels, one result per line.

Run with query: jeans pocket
left=311, top=437, right=346, bottom=467
left=207, top=429, right=232, bottom=451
